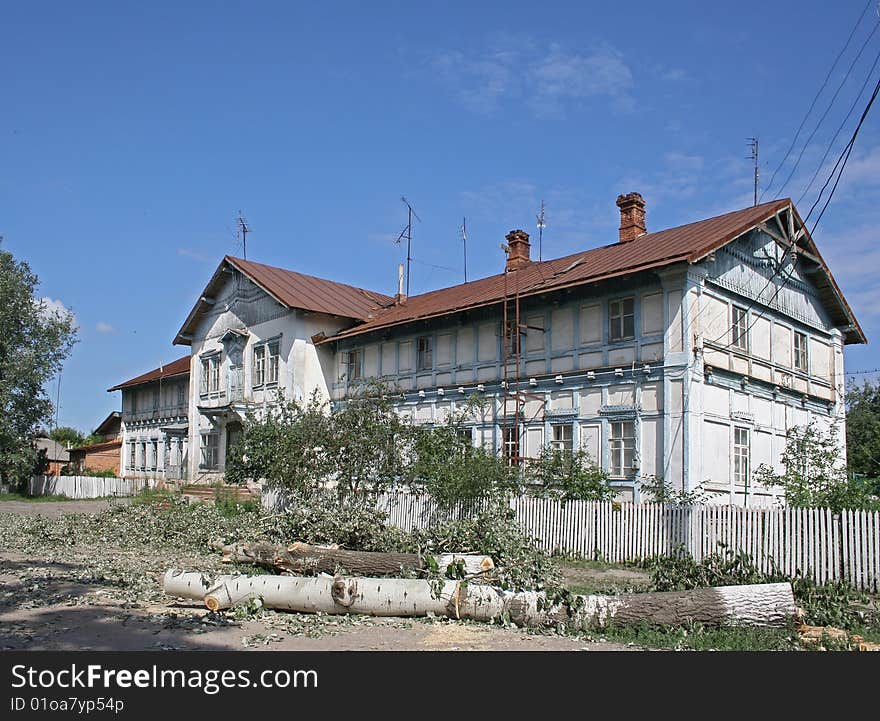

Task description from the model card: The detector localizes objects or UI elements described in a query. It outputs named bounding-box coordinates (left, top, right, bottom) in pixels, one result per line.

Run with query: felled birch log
left=212, top=540, right=494, bottom=578
left=163, top=570, right=795, bottom=628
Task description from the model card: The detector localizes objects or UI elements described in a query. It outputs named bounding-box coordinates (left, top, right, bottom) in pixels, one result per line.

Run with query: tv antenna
left=461, top=217, right=468, bottom=283
left=747, top=138, right=759, bottom=206
left=394, top=196, right=421, bottom=296
left=236, top=211, right=251, bottom=259
left=536, top=200, right=546, bottom=260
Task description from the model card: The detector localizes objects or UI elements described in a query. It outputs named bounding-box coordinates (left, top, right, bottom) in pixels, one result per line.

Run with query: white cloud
left=96, top=322, right=115, bottom=334
left=37, top=297, right=77, bottom=328
left=430, top=39, right=635, bottom=118
left=177, top=248, right=213, bottom=263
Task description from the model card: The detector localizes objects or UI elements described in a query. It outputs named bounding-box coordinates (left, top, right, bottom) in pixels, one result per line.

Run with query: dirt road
left=0, top=499, right=630, bottom=651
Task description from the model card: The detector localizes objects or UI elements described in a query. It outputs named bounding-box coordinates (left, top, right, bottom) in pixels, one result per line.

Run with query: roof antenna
left=236, top=211, right=251, bottom=260
left=536, top=200, right=546, bottom=260
left=395, top=197, right=421, bottom=296
left=747, top=138, right=759, bottom=206
left=461, top=217, right=468, bottom=283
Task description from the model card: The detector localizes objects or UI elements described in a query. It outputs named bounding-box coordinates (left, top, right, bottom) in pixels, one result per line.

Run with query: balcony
left=123, top=404, right=188, bottom=423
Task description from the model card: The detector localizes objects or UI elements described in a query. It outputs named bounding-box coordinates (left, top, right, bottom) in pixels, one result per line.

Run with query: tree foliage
left=409, top=400, right=519, bottom=508
left=0, top=249, right=77, bottom=486
left=48, top=426, right=85, bottom=448
left=754, top=423, right=880, bottom=512
left=526, top=446, right=615, bottom=502
left=226, top=384, right=413, bottom=499
left=845, top=380, right=880, bottom=483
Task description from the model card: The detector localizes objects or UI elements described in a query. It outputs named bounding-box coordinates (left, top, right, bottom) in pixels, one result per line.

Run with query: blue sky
left=3, top=1, right=880, bottom=432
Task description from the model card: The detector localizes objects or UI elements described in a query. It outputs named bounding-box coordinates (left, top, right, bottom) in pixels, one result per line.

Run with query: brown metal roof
left=226, top=256, right=394, bottom=319
left=108, top=355, right=191, bottom=391
left=320, top=198, right=864, bottom=345
left=174, top=256, right=394, bottom=345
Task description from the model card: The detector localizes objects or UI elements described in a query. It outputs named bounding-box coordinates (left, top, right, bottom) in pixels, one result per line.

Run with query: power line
left=773, top=16, right=880, bottom=200
left=804, top=69, right=880, bottom=232
left=797, top=43, right=880, bottom=205
left=704, top=51, right=880, bottom=356
left=760, top=0, right=874, bottom=202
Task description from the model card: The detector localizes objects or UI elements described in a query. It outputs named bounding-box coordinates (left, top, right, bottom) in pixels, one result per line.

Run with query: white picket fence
left=28, top=475, right=154, bottom=499
left=263, top=488, right=880, bottom=591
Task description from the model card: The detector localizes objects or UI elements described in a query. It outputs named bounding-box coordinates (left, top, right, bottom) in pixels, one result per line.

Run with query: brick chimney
left=616, top=192, right=646, bottom=242
left=504, top=229, right=531, bottom=271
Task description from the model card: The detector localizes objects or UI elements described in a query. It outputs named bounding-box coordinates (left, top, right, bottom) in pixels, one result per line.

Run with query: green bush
left=527, top=446, right=615, bottom=502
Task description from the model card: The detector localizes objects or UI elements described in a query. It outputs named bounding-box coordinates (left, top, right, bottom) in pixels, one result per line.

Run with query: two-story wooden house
left=109, top=356, right=190, bottom=481
left=171, top=193, right=864, bottom=504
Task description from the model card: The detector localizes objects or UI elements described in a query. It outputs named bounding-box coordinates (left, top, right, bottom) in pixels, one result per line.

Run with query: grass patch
left=590, top=622, right=799, bottom=651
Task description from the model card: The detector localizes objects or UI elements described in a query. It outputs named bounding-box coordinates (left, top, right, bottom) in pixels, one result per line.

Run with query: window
left=200, top=434, right=219, bottom=470
left=127, top=442, right=135, bottom=471
left=609, top=298, right=635, bottom=341
left=138, top=441, right=146, bottom=471
left=794, top=331, right=808, bottom=372
left=177, top=382, right=186, bottom=408
left=152, top=387, right=159, bottom=410
left=504, top=320, right=521, bottom=356
left=200, top=355, right=221, bottom=395
left=253, top=344, right=265, bottom=387
left=150, top=440, right=158, bottom=471
left=267, top=340, right=280, bottom=384
left=502, top=426, right=519, bottom=466
left=346, top=349, right=362, bottom=381
left=609, top=421, right=635, bottom=477
left=130, top=392, right=137, bottom=415
left=734, top=427, right=750, bottom=486
left=551, top=424, right=573, bottom=454
left=417, top=336, right=433, bottom=371
left=732, top=306, right=749, bottom=351
left=456, top=428, right=473, bottom=447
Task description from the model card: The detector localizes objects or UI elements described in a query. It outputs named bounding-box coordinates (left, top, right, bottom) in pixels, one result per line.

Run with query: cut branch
left=213, top=541, right=494, bottom=578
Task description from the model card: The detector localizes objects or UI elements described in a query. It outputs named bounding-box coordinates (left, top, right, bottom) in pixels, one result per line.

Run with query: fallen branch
left=211, top=541, right=494, bottom=578
left=163, top=570, right=796, bottom=629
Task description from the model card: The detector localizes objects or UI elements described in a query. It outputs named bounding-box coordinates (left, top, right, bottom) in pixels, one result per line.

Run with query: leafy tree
left=527, top=446, right=615, bottom=502
left=227, top=383, right=413, bottom=499
left=0, top=248, right=77, bottom=487
left=49, top=426, right=85, bottom=448
left=410, top=401, right=519, bottom=508
left=845, top=380, right=880, bottom=481
left=754, top=423, right=880, bottom=512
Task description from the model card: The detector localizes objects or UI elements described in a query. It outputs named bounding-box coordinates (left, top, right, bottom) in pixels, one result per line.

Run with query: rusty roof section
left=174, top=256, right=394, bottom=345
left=320, top=198, right=864, bottom=345
left=226, top=256, right=394, bottom=319
left=108, top=355, right=191, bottom=392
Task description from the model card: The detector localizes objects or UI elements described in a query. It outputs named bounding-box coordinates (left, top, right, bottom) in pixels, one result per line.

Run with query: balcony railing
left=123, top=405, right=188, bottom=423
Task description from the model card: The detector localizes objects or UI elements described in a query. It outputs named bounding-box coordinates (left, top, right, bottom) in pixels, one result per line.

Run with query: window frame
left=550, top=423, right=573, bottom=454
left=417, top=335, right=433, bottom=371
left=346, top=349, right=362, bottom=382
left=733, top=427, right=750, bottom=486
left=502, top=426, right=519, bottom=466
left=731, top=306, right=749, bottom=351
left=608, top=297, right=635, bottom=342
left=609, top=420, right=636, bottom=478
left=793, top=331, right=808, bottom=372
left=200, top=433, right=219, bottom=470
left=200, top=354, right=221, bottom=396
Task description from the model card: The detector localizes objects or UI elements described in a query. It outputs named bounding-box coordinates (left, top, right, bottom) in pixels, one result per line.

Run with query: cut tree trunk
left=213, top=541, right=494, bottom=578
left=163, top=570, right=795, bottom=629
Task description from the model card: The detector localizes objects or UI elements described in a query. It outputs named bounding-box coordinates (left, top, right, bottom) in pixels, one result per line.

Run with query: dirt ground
left=0, top=499, right=631, bottom=652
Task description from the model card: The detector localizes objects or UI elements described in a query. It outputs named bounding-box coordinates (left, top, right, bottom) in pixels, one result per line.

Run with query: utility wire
left=760, top=0, right=874, bottom=202
left=773, top=16, right=880, bottom=199
left=704, top=53, right=880, bottom=355
left=797, top=43, right=880, bottom=205
left=804, top=69, right=880, bottom=230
